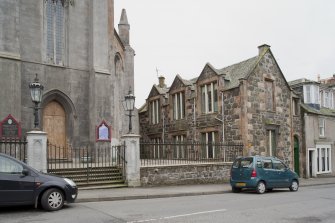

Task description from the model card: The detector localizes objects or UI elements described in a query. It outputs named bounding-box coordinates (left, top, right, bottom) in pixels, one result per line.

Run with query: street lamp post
left=122, top=87, right=135, bottom=134
left=29, top=74, right=44, bottom=129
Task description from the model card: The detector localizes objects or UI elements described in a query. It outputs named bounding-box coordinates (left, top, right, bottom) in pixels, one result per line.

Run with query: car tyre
left=41, top=188, right=64, bottom=211
left=232, top=186, right=241, bottom=193
left=256, top=181, right=266, bottom=194
left=289, top=180, right=299, bottom=192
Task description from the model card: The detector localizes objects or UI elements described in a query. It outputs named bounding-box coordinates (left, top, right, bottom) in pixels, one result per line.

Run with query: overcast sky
left=114, top=0, right=335, bottom=107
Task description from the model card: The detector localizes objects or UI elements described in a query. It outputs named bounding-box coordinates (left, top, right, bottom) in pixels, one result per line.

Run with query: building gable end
left=169, top=75, right=186, bottom=93
left=148, top=86, right=161, bottom=98
left=197, top=64, right=218, bottom=83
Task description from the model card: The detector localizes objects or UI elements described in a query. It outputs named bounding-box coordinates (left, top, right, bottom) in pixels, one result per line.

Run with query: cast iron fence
left=47, top=142, right=126, bottom=170
left=0, top=138, right=27, bottom=162
left=140, top=140, right=244, bottom=166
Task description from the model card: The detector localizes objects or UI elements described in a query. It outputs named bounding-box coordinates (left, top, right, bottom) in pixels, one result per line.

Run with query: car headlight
left=64, top=178, right=77, bottom=187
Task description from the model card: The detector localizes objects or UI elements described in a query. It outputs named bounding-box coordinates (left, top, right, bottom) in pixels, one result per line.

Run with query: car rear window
left=232, top=157, right=253, bottom=168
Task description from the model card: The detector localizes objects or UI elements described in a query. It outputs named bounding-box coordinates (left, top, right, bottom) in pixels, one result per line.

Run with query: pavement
left=76, top=177, right=335, bottom=203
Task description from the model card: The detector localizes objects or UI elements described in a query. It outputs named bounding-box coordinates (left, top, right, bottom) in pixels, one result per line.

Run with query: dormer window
left=321, top=90, right=334, bottom=109
left=303, top=85, right=319, bottom=104
left=172, top=92, right=185, bottom=120
left=201, top=82, right=218, bottom=114
left=150, top=99, right=160, bottom=124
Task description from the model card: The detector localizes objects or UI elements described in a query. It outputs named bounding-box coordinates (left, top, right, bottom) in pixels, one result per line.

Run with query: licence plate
left=236, top=182, right=246, bottom=187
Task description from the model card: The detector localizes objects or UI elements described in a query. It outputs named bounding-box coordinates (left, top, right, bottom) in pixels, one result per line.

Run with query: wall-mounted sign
left=0, top=114, right=22, bottom=139
left=96, top=120, right=111, bottom=142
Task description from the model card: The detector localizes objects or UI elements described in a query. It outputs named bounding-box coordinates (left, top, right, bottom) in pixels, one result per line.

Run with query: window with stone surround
left=293, top=98, right=299, bottom=116
left=316, top=145, right=331, bottom=174
left=201, top=131, right=217, bottom=159
left=150, top=99, right=160, bottom=124
left=266, top=129, right=277, bottom=156
left=319, top=118, right=325, bottom=137
left=45, top=0, right=66, bottom=65
left=173, top=135, right=186, bottom=159
left=172, top=92, right=185, bottom=120
left=201, top=82, right=218, bottom=114
left=265, top=79, right=274, bottom=111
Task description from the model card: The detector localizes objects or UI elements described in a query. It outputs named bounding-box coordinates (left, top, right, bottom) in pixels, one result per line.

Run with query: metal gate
left=47, top=142, right=126, bottom=188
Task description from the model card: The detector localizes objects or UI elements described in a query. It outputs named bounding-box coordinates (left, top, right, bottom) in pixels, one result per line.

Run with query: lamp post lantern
left=122, top=87, right=135, bottom=133
left=29, top=74, right=44, bottom=129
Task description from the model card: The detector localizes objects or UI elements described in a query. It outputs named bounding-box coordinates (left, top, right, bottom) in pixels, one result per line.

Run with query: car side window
left=272, top=159, right=286, bottom=170
left=0, top=156, right=23, bottom=174
left=232, top=158, right=253, bottom=168
left=241, top=158, right=253, bottom=168
left=263, top=159, right=272, bottom=169
left=232, top=159, right=240, bottom=168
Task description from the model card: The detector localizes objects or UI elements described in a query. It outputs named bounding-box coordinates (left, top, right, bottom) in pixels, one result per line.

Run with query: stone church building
left=0, top=0, right=136, bottom=148
left=139, top=45, right=302, bottom=171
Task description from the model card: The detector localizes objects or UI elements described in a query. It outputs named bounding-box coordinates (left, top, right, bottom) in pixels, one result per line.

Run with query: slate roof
left=301, top=103, right=335, bottom=117
left=215, top=56, right=259, bottom=90
left=288, top=78, right=319, bottom=86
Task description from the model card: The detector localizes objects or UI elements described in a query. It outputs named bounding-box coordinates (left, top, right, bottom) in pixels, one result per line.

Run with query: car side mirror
left=21, top=169, right=29, bottom=176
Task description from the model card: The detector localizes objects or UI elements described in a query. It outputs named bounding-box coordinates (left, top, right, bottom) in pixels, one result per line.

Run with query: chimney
left=258, top=44, right=271, bottom=56
left=317, top=74, right=320, bottom=82
left=158, top=76, right=166, bottom=88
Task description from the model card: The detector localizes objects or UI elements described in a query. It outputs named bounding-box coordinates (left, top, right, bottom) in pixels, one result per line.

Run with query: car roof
left=236, top=156, right=280, bottom=160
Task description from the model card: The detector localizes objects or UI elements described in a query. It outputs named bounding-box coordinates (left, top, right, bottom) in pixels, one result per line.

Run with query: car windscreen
left=232, top=157, right=253, bottom=168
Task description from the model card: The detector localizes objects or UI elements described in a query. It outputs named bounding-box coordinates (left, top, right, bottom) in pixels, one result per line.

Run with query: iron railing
left=0, top=138, right=27, bottom=162
left=140, top=140, right=244, bottom=166
left=47, top=142, right=126, bottom=170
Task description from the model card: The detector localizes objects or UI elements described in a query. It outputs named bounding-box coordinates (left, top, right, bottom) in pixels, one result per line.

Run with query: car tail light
left=251, top=169, right=257, bottom=177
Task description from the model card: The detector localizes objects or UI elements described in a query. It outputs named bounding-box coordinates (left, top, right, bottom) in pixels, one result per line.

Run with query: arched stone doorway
left=43, top=100, right=66, bottom=148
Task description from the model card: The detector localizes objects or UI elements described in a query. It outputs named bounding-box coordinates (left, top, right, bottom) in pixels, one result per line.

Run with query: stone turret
left=118, top=9, right=130, bottom=45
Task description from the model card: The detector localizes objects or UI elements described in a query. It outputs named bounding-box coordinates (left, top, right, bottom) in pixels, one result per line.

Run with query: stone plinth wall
left=140, top=163, right=232, bottom=186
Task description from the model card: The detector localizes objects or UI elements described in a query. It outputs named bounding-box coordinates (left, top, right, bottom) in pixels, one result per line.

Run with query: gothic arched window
left=114, top=54, right=123, bottom=78
left=45, top=0, right=66, bottom=65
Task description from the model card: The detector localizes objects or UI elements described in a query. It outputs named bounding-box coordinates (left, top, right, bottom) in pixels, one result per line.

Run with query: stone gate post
left=121, top=134, right=141, bottom=187
left=26, top=130, right=48, bottom=172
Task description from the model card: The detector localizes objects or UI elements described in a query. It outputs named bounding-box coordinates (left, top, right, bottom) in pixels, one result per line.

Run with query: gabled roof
left=146, top=84, right=169, bottom=101
left=207, top=46, right=291, bottom=90
left=215, top=56, right=259, bottom=90
left=169, top=74, right=195, bottom=93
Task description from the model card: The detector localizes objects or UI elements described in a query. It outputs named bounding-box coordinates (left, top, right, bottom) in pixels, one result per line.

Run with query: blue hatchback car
left=230, top=156, right=299, bottom=194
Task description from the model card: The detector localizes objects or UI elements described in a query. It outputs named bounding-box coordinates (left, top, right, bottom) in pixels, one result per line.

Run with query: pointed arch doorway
left=43, top=100, right=67, bottom=158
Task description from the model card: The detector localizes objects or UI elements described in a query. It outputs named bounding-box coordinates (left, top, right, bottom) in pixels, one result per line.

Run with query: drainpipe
left=221, top=92, right=225, bottom=143
left=193, top=98, right=196, bottom=140
left=162, top=109, right=165, bottom=143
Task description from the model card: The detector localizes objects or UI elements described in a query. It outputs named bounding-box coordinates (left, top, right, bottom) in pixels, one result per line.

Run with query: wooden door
left=43, top=101, right=66, bottom=158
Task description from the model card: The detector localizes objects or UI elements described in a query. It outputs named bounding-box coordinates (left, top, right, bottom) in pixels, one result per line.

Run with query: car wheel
left=289, top=180, right=299, bottom=192
left=41, top=188, right=64, bottom=211
left=256, top=181, right=266, bottom=194
left=232, top=186, right=241, bottom=193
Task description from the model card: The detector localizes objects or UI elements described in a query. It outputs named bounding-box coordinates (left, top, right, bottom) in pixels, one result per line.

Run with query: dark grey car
left=0, top=153, right=78, bottom=211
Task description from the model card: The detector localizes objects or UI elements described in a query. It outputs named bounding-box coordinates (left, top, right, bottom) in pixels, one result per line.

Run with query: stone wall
left=140, top=164, right=231, bottom=186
